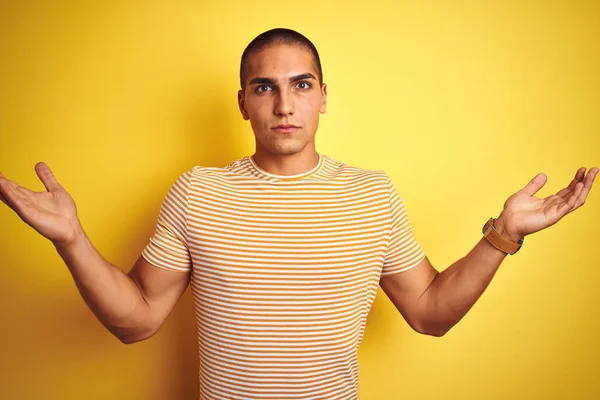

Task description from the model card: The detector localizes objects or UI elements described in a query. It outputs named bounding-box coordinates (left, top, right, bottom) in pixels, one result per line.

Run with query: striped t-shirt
left=141, top=153, right=426, bottom=400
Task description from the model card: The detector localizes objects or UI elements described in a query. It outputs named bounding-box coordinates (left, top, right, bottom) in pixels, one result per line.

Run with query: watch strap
left=482, top=217, right=523, bottom=255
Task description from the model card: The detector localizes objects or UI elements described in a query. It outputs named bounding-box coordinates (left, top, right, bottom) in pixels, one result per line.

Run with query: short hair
left=239, top=28, right=323, bottom=90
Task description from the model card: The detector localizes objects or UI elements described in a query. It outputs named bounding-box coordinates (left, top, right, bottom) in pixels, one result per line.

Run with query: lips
left=272, top=124, right=300, bottom=133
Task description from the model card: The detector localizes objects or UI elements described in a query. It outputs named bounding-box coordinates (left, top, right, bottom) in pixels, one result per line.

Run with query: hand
left=0, top=162, right=83, bottom=246
left=495, top=167, right=598, bottom=241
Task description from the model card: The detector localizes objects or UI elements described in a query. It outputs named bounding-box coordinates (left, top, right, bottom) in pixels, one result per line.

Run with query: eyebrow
left=249, top=73, right=317, bottom=85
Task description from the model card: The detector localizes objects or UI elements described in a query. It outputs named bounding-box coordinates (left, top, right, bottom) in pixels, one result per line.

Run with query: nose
left=274, top=88, right=294, bottom=116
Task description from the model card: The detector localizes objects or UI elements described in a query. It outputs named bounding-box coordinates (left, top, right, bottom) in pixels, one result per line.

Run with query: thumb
left=35, top=162, right=63, bottom=192
left=521, top=173, right=547, bottom=197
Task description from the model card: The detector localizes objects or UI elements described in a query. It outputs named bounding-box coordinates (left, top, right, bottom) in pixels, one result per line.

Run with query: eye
left=256, top=85, right=273, bottom=93
left=296, top=81, right=311, bottom=90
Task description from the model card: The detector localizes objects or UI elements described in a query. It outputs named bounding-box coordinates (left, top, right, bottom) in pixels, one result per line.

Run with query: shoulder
left=172, top=160, right=251, bottom=193
left=323, top=155, right=389, bottom=184
left=187, top=162, right=239, bottom=181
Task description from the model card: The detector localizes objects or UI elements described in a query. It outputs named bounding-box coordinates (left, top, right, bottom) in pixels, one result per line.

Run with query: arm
left=381, top=167, right=597, bottom=337
left=55, top=224, right=190, bottom=344
left=381, top=218, right=512, bottom=337
left=0, top=162, right=190, bottom=344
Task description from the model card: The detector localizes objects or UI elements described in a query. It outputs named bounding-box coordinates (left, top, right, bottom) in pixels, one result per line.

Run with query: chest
left=187, top=178, right=390, bottom=285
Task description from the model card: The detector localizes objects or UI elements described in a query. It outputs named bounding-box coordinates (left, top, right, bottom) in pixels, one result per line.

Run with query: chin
left=255, top=129, right=316, bottom=156
left=268, top=141, right=307, bottom=156
left=272, top=146, right=303, bottom=156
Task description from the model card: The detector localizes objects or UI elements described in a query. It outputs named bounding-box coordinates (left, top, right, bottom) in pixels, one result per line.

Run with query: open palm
left=0, top=162, right=81, bottom=245
left=501, top=167, right=598, bottom=238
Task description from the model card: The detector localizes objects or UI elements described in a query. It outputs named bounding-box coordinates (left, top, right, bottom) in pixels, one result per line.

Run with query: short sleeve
left=141, top=170, right=192, bottom=272
left=381, top=174, right=426, bottom=277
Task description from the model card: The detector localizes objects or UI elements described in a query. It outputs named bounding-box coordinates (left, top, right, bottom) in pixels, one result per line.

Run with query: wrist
left=494, top=214, right=522, bottom=243
left=53, top=220, right=86, bottom=251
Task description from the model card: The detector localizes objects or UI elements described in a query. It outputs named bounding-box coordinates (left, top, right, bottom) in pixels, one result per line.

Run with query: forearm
left=417, top=218, right=520, bottom=336
left=53, top=223, right=151, bottom=343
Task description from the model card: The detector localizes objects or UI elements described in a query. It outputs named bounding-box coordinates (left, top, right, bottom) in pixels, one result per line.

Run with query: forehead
left=245, top=44, right=318, bottom=80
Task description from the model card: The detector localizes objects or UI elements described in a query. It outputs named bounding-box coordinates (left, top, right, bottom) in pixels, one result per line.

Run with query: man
left=0, top=28, right=596, bottom=400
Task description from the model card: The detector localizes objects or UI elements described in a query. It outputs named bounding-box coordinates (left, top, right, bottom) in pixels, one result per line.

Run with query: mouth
left=272, top=124, right=300, bottom=133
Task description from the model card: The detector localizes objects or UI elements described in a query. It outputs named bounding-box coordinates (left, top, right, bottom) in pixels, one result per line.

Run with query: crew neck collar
left=247, top=153, right=324, bottom=181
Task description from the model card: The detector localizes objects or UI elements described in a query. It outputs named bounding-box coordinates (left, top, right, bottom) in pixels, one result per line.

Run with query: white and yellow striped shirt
left=142, top=153, right=426, bottom=400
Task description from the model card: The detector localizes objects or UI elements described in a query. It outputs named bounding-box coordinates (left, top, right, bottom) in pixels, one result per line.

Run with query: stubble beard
left=259, top=133, right=309, bottom=156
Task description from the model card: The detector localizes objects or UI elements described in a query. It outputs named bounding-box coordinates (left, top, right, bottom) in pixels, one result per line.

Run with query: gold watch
left=482, top=217, right=524, bottom=255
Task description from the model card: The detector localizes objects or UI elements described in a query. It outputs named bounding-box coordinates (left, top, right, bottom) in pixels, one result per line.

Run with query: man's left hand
left=495, top=167, right=598, bottom=242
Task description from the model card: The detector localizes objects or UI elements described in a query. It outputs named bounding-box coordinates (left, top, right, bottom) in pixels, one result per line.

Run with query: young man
left=0, top=28, right=596, bottom=400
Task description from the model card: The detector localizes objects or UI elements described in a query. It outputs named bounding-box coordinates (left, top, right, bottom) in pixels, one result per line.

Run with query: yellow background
left=1, top=1, right=599, bottom=399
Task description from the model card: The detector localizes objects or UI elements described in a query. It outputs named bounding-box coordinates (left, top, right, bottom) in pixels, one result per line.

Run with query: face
left=238, top=44, right=327, bottom=157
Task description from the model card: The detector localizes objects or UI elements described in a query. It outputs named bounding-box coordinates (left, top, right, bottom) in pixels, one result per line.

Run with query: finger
left=0, top=174, right=23, bottom=211
left=0, top=173, right=7, bottom=201
left=0, top=191, right=9, bottom=207
left=0, top=174, right=34, bottom=196
left=0, top=191, right=15, bottom=210
left=0, top=170, right=8, bottom=186
left=556, top=167, right=586, bottom=198
left=0, top=172, right=14, bottom=205
left=35, top=162, right=63, bottom=192
left=0, top=172, right=37, bottom=213
left=522, top=173, right=547, bottom=197
left=557, top=181, right=584, bottom=217
left=571, top=167, right=586, bottom=187
left=571, top=166, right=598, bottom=210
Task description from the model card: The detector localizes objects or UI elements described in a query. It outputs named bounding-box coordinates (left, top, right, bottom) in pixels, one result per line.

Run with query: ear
left=238, top=90, right=250, bottom=120
left=319, top=83, right=327, bottom=114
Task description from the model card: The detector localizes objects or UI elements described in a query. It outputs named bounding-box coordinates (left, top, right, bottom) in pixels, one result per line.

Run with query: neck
left=251, top=150, right=320, bottom=176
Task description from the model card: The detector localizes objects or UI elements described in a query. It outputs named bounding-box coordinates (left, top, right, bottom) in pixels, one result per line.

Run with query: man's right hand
left=0, top=162, right=82, bottom=247
left=1, top=161, right=191, bottom=344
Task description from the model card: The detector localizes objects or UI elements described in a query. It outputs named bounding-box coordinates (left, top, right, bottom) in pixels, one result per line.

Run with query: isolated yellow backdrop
left=1, top=1, right=599, bottom=399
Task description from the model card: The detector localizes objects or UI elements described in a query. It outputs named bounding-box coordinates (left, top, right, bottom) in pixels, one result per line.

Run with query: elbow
left=118, top=335, right=142, bottom=344
left=118, top=336, right=137, bottom=345
left=417, top=325, right=447, bottom=337
left=113, top=325, right=157, bottom=344
left=414, top=319, right=449, bottom=338
left=118, top=331, right=153, bottom=344
left=420, top=329, right=447, bottom=337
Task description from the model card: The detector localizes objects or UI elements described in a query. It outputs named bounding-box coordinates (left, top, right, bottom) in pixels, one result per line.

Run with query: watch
left=482, top=217, right=524, bottom=255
